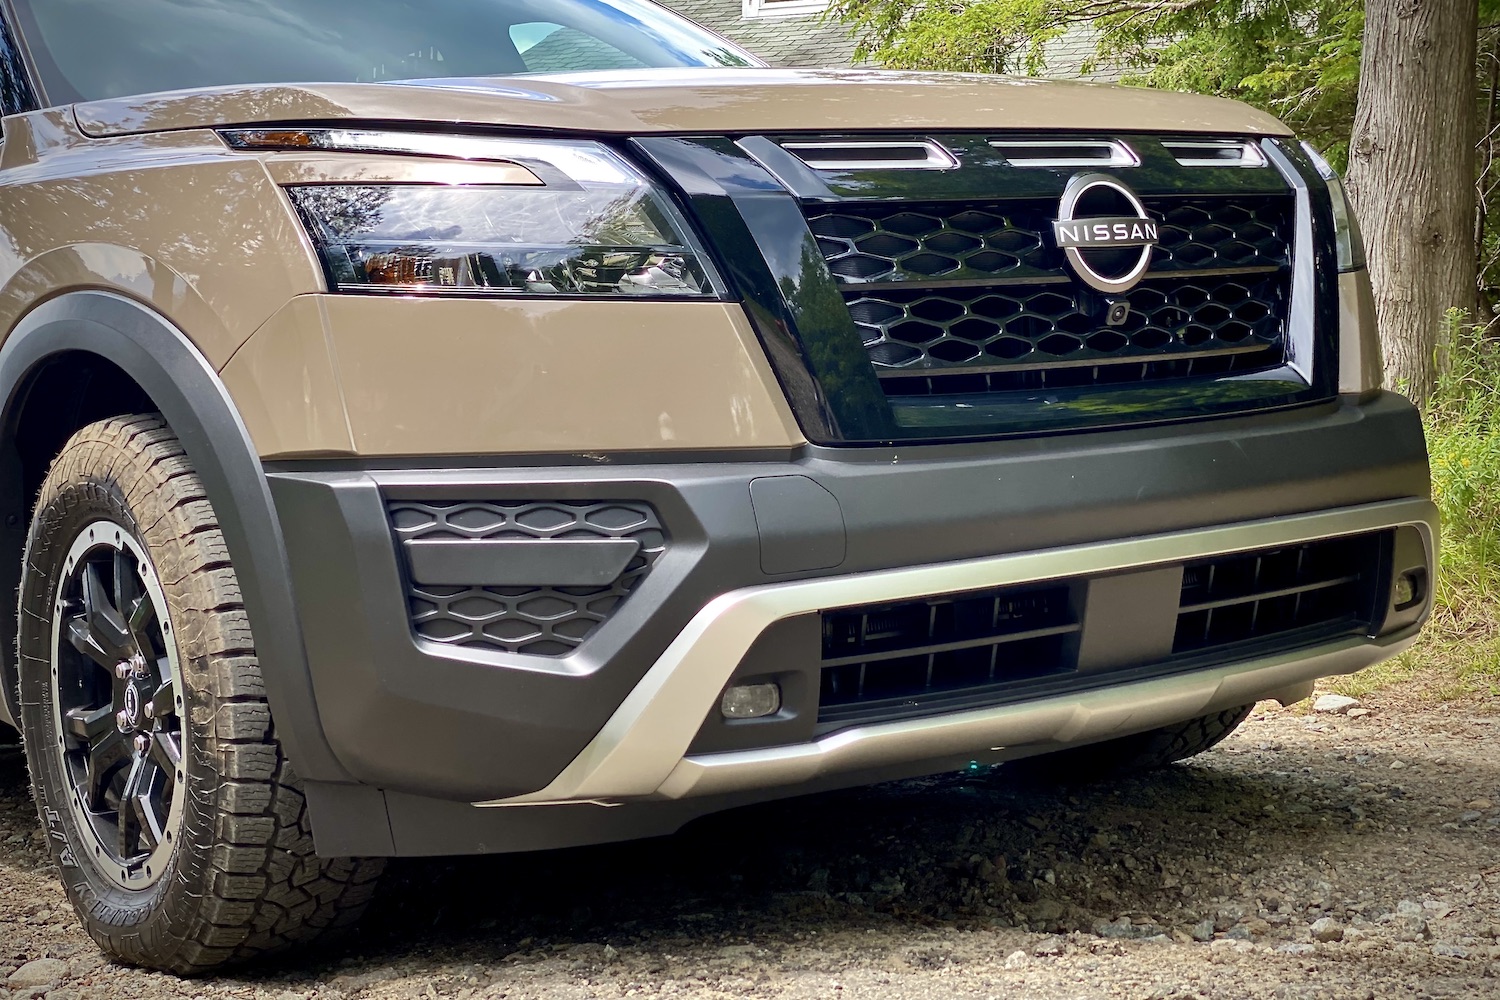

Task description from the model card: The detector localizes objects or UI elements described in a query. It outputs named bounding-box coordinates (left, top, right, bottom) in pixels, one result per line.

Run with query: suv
left=0, top=0, right=1433, bottom=974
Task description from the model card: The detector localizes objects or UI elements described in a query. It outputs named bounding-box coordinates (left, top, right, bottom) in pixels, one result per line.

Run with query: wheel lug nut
left=115, top=662, right=132, bottom=680
left=116, top=710, right=131, bottom=731
left=143, top=701, right=155, bottom=720
left=133, top=734, right=150, bottom=755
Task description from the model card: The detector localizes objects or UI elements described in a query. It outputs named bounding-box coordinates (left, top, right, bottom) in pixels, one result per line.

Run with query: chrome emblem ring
left=1051, top=174, right=1159, bottom=294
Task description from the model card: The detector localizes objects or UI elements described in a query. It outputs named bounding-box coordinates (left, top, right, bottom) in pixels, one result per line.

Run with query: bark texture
left=1346, top=0, right=1479, bottom=407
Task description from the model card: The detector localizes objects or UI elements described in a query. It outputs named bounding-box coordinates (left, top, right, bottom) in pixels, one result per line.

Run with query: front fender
left=0, top=289, right=351, bottom=783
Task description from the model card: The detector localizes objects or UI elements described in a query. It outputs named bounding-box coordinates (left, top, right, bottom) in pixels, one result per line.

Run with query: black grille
left=389, top=500, right=665, bottom=657
left=1174, top=534, right=1384, bottom=655
left=806, top=193, right=1295, bottom=395
left=819, top=584, right=1080, bottom=723
left=852, top=273, right=1287, bottom=393
left=809, top=204, right=1054, bottom=283
left=1154, top=198, right=1291, bottom=270
left=817, top=532, right=1385, bottom=727
left=809, top=196, right=1290, bottom=286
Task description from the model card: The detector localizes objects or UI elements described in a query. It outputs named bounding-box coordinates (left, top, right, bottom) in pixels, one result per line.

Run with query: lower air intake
left=819, top=584, right=1080, bottom=725
left=1173, top=534, right=1384, bottom=655
left=816, top=531, right=1388, bottom=729
left=388, top=500, right=666, bottom=657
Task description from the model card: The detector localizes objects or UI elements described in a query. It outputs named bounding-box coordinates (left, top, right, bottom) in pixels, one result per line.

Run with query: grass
left=1328, top=312, right=1500, bottom=703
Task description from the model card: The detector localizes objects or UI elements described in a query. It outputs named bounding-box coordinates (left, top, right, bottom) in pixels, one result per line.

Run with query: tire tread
left=19, top=414, right=383, bottom=974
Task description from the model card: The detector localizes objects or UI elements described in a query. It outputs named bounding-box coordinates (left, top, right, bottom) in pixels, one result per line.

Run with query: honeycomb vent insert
left=388, top=500, right=667, bottom=656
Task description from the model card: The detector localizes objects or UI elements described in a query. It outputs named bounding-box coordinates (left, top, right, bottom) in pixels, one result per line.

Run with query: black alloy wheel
left=51, top=521, right=185, bottom=888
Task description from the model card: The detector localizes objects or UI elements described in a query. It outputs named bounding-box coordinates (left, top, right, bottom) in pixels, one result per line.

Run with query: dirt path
left=2, top=691, right=1497, bottom=1000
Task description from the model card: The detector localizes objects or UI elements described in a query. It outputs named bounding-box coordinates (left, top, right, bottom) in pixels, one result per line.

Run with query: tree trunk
left=1346, top=0, right=1478, bottom=408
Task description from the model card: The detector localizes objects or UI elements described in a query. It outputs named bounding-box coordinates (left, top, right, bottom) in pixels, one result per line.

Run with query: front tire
left=1010, top=704, right=1257, bottom=783
left=16, top=415, right=383, bottom=973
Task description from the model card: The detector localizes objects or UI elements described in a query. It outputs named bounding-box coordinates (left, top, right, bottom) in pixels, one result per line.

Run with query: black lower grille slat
left=821, top=621, right=1082, bottom=669
left=1173, top=535, right=1382, bottom=655
left=821, top=585, right=1077, bottom=710
left=817, top=532, right=1387, bottom=729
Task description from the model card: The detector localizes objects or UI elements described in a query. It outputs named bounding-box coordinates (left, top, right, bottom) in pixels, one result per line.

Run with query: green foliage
left=1339, top=311, right=1500, bottom=700
left=1425, top=310, right=1500, bottom=618
left=826, top=0, right=1362, bottom=167
left=1119, top=0, right=1362, bottom=169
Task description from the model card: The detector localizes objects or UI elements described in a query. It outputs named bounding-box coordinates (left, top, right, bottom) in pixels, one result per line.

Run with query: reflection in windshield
left=12, top=0, right=757, bottom=103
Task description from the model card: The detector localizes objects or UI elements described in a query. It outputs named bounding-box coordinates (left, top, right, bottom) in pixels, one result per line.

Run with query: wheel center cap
left=121, top=683, right=142, bottom=730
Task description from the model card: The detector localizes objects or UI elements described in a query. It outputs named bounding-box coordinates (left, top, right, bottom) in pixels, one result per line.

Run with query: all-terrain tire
left=1011, top=704, right=1257, bottom=783
left=16, top=414, right=384, bottom=973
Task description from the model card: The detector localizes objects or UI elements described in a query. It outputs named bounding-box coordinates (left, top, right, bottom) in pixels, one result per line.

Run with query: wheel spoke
left=126, top=763, right=167, bottom=854
left=84, top=729, right=130, bottom=813
left=63, top=704, right=114, bottom=745
left=114, top=550, right=140, bottom=623
left=127, top=594, right=158, bottom=658
left=80, top=563, right=133, bottom=662
left=66, top=616, right=118, bottom=669
left=148, top=675, right=175, bottom=720
left=117, top=754, right=148, bottom=859
left=149, top=730, right=181, bottom=772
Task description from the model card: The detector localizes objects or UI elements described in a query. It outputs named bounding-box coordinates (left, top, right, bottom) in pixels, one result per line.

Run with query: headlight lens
left=274, top=137, right=720, bottom=298
left=1300, top=142, right=1367, bottom=272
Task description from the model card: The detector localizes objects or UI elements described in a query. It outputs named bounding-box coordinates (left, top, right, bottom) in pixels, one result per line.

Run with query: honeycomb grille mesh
left=806, top=192, right=1295, bottom=395
left=807, top=195, right=1292, bottom=285
left=389, top=500, right=666, bottom=657
left=809, top=204, right=1054, bottom=283
left=854, top=274, right=1287, bottom=392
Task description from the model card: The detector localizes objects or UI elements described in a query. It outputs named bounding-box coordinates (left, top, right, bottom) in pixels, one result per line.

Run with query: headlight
left=231, top=131, right=722, bottom=298
left=1300, top=143, right=1367, bottom=272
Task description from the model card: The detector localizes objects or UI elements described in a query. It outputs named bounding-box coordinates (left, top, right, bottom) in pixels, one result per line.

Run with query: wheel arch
left=0, top=289, right=350, bottom=782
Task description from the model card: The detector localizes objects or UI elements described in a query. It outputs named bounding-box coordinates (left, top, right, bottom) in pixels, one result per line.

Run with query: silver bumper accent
left=477, top=498, right=1436, bottom=808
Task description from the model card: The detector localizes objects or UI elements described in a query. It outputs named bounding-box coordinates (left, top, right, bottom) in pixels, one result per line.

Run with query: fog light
left=1393, top=570, right=1424, bottom=609
left=721, top=683, right=781, bottom=720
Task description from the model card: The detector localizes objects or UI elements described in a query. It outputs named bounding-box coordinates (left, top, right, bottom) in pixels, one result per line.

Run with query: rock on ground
left=6, top=958, right=69, bottom=989
left=1314, top=694, right=1362, bottom=714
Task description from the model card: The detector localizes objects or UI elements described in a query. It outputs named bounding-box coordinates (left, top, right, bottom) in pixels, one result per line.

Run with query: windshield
left=11, top=0, right=760, bottom=104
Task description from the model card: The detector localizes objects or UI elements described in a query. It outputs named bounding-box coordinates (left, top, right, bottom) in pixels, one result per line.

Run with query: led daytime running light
left=224, top=128, right=645, bottom=185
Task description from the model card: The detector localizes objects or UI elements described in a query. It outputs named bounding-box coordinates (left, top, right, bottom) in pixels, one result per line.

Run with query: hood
left=74, top=68, right=1291, bottom=139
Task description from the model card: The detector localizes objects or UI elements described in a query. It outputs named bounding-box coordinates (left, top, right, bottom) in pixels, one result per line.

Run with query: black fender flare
left=0, top=290, right=351, bottom=782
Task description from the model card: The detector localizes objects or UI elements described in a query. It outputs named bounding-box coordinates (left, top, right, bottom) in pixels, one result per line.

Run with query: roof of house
left=664, top=0, right=863, bottom=68
left=1041, top=26, right=1122, bottom=82
left=660, top=2, right=1124, bottom=80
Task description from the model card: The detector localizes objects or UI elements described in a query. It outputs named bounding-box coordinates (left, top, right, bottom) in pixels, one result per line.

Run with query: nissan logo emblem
left=1051, top=174, right=1159, bottom=294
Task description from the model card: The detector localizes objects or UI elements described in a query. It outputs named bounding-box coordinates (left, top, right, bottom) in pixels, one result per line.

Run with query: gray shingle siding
left=662, top=2, right=1123, bottom=80
left=665, top=0, right=863, bottom=68
left=1040, top=26, right=1122, bottom=82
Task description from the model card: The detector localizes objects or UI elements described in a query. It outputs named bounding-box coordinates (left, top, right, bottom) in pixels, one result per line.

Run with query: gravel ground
left=2, top=691, right=1498, bottom=1000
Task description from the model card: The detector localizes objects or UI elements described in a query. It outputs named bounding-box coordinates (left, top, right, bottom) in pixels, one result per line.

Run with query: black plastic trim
left=404, top=537, right=641, bottom=587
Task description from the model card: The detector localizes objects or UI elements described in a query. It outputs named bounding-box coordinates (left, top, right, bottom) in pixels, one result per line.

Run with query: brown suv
left=0, top=0, right=1434, bottom=974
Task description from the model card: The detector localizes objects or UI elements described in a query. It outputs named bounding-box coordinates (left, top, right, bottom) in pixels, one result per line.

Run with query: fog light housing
left=1393, top=569, right=1425, bottom=610
left=721, top=683, right=781, bottom=720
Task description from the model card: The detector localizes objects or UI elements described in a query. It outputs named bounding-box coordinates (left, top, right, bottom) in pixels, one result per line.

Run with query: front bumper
left=268, top=391, right=1432, bottom=821
left=489, top=498, right=1431, bottom=808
